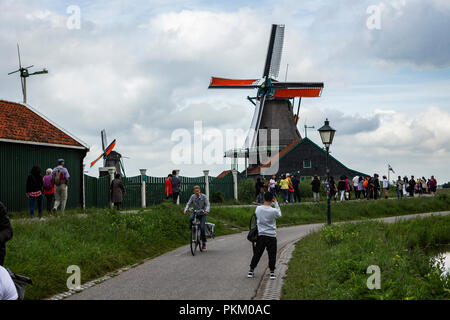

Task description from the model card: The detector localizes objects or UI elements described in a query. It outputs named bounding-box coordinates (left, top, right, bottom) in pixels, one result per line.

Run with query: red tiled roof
left=0, top=100, right=86, bottom=148
left=247, top=138, right=302, bottom=175
left=217, top=170, right=231, bottom=178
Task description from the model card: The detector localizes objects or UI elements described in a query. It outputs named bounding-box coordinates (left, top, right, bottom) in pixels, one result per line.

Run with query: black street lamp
left=318, top=118, right=336, bottom=225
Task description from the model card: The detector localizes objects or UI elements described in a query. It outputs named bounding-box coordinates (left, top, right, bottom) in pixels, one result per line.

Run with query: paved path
left=67, top=210, right=449, bottom=300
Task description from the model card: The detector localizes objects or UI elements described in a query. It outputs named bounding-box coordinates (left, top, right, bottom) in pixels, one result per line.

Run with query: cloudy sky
left=1, top=0, right=449, bottom=182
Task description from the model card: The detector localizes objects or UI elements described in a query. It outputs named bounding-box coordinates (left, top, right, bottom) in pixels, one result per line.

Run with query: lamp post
left=318, top=118, right=336, bottom=225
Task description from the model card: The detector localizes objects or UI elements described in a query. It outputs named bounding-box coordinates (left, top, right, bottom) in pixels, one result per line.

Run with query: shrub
left=238, top=178, right=256, bottom=203
left=212, top=191, right=225, bottom=203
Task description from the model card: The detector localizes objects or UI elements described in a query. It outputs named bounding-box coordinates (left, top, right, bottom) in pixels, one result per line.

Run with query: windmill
left=8, top=44, right=48, bottom=104
left=90, top=129, right=126, bottom=178
left=208, top=24, right=323, bottom=168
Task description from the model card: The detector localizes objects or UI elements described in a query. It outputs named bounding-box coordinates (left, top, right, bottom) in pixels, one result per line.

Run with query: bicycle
left=190, top=209, right=205, bottom=256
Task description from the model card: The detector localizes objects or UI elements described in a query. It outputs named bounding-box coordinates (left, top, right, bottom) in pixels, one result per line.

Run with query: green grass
left=4, top=202, right=237, bottom=300
left=282, top=215, right=450, bottom=300
left=212, top=194, right=450, bottom=228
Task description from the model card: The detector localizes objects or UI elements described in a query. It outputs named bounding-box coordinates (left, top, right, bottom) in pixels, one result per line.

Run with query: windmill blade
left=244, top=93, right=267, bottom=150
left=272, top=82, right=324, bottom=89
left=104, top=139, right=116, bottom=157
left=101, top=129, right=107, bottom=151
left=90, top=139, right=116, bottom=168
left=263, top=24, right=285, bottom=79
left=272, top=81, right=323, bottom=97
left=17, top=44, right=22, bottom=68
left=208, top=77, right=260, bottom=89
left=90, top=153, right=104, bottom=168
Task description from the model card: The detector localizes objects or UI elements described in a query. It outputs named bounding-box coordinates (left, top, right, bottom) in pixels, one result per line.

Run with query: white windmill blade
left=268, top=25, right=285, bottom=79
left=244, top=94, right=267, bottom=150
left=101, top=129, right=107, bottom=152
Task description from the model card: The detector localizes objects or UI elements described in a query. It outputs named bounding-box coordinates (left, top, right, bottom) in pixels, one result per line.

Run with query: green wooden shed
left=0, top=100, right=89, bottom=212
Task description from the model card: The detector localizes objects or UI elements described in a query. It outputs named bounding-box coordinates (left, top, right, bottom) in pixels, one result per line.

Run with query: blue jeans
left=396, top=188, right=403, bottom=199
left=30, top=194, right=43, bottom=218
left=282, top=189, right=288, bottom=202
left=189, top=213, right=207, bottom=243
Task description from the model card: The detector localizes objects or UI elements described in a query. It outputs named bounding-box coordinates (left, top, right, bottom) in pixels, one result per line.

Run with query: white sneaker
left=269, top=272, right=276, bottom=280
left=247, top=270, right=254, bottom=278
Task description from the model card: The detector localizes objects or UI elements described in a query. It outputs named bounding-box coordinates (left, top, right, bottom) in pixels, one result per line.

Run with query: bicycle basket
left=205, top=222, right=215, bottom=237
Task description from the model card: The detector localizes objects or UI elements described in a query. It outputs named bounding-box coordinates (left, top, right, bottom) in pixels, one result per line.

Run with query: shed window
left=303, top=160, right=311, bottom=168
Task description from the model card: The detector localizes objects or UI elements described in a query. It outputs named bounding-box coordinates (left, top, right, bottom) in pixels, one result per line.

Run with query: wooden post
left=175, top=169, right=180, bottom=205
left=203, top=170, right=210, bottom=199
left=82, top=164, right=86, bottom=210
left=140, top=169, right=147, bottom=208
left=232, top=169, right=238, bottom=201
left=108, top=168, right=115, bottom=209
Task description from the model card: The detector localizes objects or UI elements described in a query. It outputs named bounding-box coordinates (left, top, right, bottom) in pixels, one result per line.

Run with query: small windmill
left=90, top=129, right=126, bottom=177
left=208, top=24, right=324, bottom=168
left=8, top=44, right=48, bottom=104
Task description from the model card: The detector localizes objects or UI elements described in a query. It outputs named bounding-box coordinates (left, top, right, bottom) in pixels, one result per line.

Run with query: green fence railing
left=84, top=173, right=235, bottom=209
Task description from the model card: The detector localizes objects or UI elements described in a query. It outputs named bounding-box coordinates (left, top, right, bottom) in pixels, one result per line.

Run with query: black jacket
left=311, top=179, right=321, bottom=193
left=26, top=174, right=43, bottom=194
left=337, top=180, right=346, bottom=191
left=0, top=201, right=13, bottom=266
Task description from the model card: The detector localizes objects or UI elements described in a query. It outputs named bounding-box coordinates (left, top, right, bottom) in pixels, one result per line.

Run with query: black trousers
left=45, top=194, right=54, bottom=213
left=293, top=188, right=301, bottom=202
left=250, top=235, right=277, bottom=272
left=172, top=192, right=180, bottom=204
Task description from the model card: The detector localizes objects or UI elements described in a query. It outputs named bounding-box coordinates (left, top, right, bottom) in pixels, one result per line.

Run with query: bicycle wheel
left=198, top=224, right=203, bottom=252
left=190, top=225, right=197, bottom=256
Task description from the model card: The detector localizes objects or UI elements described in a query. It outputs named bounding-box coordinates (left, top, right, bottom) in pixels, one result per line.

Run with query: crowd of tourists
left=25, top=158, right=70, bottom=219
left=254, top=173, right=438, bottom=204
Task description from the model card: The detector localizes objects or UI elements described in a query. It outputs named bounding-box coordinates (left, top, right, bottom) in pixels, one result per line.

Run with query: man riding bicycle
left=183, top=185, right=210, bottom=250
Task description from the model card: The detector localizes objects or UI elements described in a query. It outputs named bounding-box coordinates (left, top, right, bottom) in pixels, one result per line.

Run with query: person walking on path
left=291, top=174, right=301, bottom=203
left=403, top=176, right=408, bottom=197
left=352, top=175, right=359, bottom=199
left=0, top=202, right=13, bottom=266
left=329, top=176, right=338, bottom=202
left=26, top=166, right=44, bottom=219
left=268, top=175, right=278, bottom=197
left=164, top=174, right=173, bottom=200
left=247, top=192, right=281, bottom=281
left=52, top=159, right=70, bottom=215
left=372, top=174, right=380, bottom=200
left=396, top=176, right=404, bottom=200
left=311, top=175, right=321, bottom=203
left=421, top=177, right=427, bottom=195
left=255, top=178, right=264, bottom=198
left=279, top=175, right=289, bottom=203
left=110, top=174, right=126, bottom=210
left=170, top=170, right=181, bottom=204
left=42, top=168, right=54, bottom=215
left=356, top=176, right=364, bottom=199
left=338, top=176, right=346, bottom=202
left=408, top=176, right=416, bottom=197
left=382, top=175, right=389, bottom=199
left=344, top=176, right=351, bottom=200
left=184, top=186, right=210, bottom=250
left=429, top=176, right=437, bottom=195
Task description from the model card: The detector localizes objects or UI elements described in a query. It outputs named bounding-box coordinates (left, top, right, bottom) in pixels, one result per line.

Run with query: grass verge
left=213, top=194, right=450, bottom=228
left=282, top=214, right=450, bottom=300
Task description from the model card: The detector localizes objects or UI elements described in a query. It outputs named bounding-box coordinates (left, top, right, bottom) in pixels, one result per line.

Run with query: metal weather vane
left=7, top=44, right=48, bottom=104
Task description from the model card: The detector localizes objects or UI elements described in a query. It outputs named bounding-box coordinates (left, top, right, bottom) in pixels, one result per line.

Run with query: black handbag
left=6, top=268, right=32, bottom=300
left=247, top=214, right=258, bottom=242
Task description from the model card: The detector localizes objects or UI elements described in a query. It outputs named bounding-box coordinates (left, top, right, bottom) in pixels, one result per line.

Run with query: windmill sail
left=263, top=25, right=285, bottom=79
left=244, top=94, right=267, bottom=150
